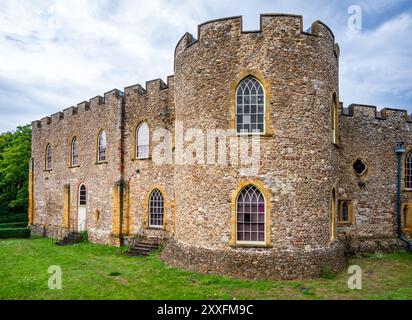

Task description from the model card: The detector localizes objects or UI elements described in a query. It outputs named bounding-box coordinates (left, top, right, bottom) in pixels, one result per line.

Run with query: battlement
left=341, top=104, right=412, bottom=123
left=175, top=14, right=337, bottom=58
left=32, top=74, right=175, bottom=131
left=124, top=75, right=174, bottom=96
left=32, top=88, right=124, bottom=130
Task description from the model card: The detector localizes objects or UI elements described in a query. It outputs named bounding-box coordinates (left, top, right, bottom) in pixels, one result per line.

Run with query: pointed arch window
left=71, top=137, right=79, bottom=166
left=79, top=184, right=87, bottom=206
left=331, top=93, right=339, bottom=145
left=149, top=189, right=164, bottom=228
left=45, top=144, right=52, bottom=170
left=236, top=77, right=265, bottom=134
left=97, top=130, right=107, bottom=163
left=136, top=122, right=149, bottom=159
left=236, top=185, right=265, bottom=243
left=405, top=150, right=412, bottom=189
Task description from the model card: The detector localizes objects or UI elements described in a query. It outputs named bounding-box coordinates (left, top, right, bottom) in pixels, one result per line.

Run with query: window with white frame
left=71, top=137, right=78, bottom=166
left=406, top=151, right=412, bottom=189
left=236, top=77, right=265, bottom=134
left=136, top=122, right=149, bottom=159
left=149, top=189, right=164, bottom=227
left=97, top=130, right=107, bottom=163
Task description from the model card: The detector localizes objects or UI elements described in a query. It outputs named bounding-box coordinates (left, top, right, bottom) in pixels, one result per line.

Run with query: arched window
left=97, top=130, right=107, bottom=163
left=236, top=77, right=265, bottom=134
left=405, top=151, right=412, bottom=189
left=79, top=184, right=87, bottom=206
left=45, top=144, right=52, bottom=170
left=331, top=93, right=339, bottom=145
left=136, top=122, right=149, bottom=159
left=338, top=200, right=353, bottom=225
left=71, top=137, right=78, bottom=166
left=149, top=189, right=164, bottom=228
left=236, top=185, right=265, bottom=243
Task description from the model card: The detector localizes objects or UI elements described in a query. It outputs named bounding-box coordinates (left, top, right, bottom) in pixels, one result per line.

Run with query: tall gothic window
left=236, top=77, right=265, bottom=134
left=79, top=184, right=87, bottom=206
left=45, top=143, right=52, bottom=170
left=97, top=130, right=107, bottom=163
left=136, top=122, right=149, bottom=159
left=236, top=185, right=265, bottom=243
left=331, top=93, right=339, bottom=145
left=405, top=151, right=412, bottom=189
left=71, top=137, right=78, bottom=166
left=149, top=189, right=164, bottom=228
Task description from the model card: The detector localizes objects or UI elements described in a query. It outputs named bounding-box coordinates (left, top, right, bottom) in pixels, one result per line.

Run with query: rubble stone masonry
left=29, top=14, right=408, bottom=280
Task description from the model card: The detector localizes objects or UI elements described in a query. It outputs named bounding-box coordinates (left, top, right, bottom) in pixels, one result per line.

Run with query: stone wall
left=30, top=14, right=408, bottom=280
left=31, top=90, right=124, bottom=245
left=338, top=105, right=412, bottom=248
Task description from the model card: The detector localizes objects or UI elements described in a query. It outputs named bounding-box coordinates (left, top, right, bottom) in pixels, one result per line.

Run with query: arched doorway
left=78, top=184, right=87, bottom=231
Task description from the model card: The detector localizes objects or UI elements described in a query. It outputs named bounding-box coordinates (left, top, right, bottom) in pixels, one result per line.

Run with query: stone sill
left=230, top=242, right=273, bottom=249
left=132, top=157, right=152, bottom=161
left=69, top=165, right=80, bottom=169
left=95, top=161, right=109, bottom=165
left=146, top=226, right=165, bottom=231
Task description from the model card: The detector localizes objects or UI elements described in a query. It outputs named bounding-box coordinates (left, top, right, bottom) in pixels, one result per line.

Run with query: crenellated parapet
left=124, top=75, right=174, bottom=97
left=175, top=14, right=339, bottom=61
left=32, top=88, right=124, bottom=131
left=341, top=103, right=412, bottom=123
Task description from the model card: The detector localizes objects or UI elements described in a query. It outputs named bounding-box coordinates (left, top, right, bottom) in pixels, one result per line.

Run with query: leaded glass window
left=236, top=77, right=265, bottom=134
left=45, top=144, right=52, bottom=170
left=236, top=185, right=265, bottom=242
left=149, top=189, right=164, bottom=227
left=79, top=185, right=87, bottom=206
left=406, top=151, right=412, bottom=189
left=71, top=137, right=78, bottom=166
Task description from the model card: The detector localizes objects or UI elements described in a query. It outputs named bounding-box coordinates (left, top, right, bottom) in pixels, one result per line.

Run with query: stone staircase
left=55, top=232, right=83, bottom=246
left=124, top=238, right=160, bottom=256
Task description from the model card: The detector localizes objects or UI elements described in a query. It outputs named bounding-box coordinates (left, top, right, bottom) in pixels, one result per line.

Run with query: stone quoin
left=29, top=14, right=412, bottom=280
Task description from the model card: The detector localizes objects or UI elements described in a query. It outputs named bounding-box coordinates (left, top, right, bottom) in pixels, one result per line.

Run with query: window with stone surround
left=45, top=143, right=52, bottom=170
left=97, top=130, right=107, bottom=163
left=71, top=137, right=78, bottom=167
left=236, top=185, right=265, bottom=243
left=236, top=77, right=265, bottom=134
left=149, top=189, right=164, bottom=228
left=338, top=200, right=352, bottom=225
left=79, top=184, right=87, bottom=206
left=331, top=93, right=339, bottom=145
left=136, top=122, right=149, bottom=159
left=402, top=204, right=412, bottom=232
left=405, top=151, right=412, bottom=189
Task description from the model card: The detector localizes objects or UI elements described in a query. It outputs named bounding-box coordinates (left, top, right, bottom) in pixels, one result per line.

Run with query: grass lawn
left=0, top=237, right=411, bottom=300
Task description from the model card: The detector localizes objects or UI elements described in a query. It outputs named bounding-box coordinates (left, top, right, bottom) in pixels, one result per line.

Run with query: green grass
left=0, top=237, right=411, bottom=300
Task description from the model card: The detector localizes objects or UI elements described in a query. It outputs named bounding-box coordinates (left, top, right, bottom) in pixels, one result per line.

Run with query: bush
left=321, top=265, right=336, bottom=279
left=0, top=228, right=31, bottom=239
left=80, top=231, right=89, bottom=243
left=0, top=222, right=28, bottom=229
left=0, top=213, right=28, bottom=224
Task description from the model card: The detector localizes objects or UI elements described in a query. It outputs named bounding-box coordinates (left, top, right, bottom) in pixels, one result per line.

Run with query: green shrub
left=0, top=213, right=28, bottom=224
left=0, top=222, right=28, bottom=229
left=321, top=265, right=336, bottom=279
left=0, top=228, right=31, bottom=239
left=80, top=231, right=89, bottom=243
left=109, top=271, right=121, bottom=276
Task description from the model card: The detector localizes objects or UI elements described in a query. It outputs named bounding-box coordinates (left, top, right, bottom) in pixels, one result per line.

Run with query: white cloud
left=0, top=0, right=411, bottom=132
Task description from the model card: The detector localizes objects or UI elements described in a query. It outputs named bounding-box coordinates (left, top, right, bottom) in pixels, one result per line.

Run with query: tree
left=0, top=125, right=31, bottom=219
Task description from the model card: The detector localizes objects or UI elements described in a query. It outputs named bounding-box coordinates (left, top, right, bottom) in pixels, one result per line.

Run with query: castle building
left=29, top=14, right=412, bottom=280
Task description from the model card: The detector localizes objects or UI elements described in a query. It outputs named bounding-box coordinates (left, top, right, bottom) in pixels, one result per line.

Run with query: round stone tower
left=161, top=14, right=345, bottom=280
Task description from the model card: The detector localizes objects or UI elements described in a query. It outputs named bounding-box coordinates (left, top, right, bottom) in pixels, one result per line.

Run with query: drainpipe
left=395, top=141, right=412, bottom=252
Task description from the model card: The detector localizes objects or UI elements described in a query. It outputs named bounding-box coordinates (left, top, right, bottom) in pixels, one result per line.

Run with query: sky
left=0, top=0, right=411, bottom=133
